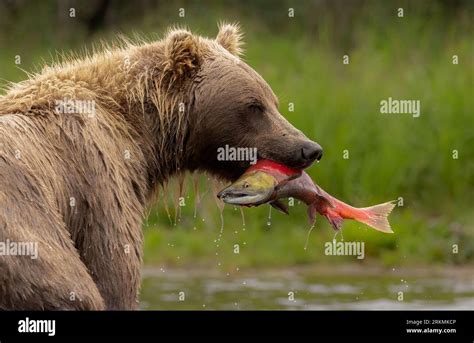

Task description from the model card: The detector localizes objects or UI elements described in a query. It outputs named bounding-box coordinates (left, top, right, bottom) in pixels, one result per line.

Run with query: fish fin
left=357, top=201, right=397, bottom=233
left=274, top=172, right=302, bottom=192
left=307, top=194, right=335, bottom=225
left=271, top=200, right=289, bottom=215
left=324, top=212, right=344, bottom=231
left=317, top=194, right=335, bottom=209
left=313, top=185, right=336, bottom=209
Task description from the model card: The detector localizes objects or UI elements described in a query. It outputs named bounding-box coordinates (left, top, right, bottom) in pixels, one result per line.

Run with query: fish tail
left=355, top=201, right=397, bottom=233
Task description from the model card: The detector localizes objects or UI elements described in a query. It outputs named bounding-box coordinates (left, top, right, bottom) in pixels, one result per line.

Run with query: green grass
left=1, top=1, right=473, bottom=268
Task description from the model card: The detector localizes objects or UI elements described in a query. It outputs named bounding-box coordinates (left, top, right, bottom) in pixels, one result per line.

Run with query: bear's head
left=161, top=23, right=323, bottom=181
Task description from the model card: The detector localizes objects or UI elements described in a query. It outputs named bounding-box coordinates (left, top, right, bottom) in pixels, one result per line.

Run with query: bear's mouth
left=255, top=152, right=315, bottom=171
left=212, top=150, right=320, bottom=185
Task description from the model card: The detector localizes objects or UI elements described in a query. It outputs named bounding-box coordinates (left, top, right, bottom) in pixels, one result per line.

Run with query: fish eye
left=243, top=182, right=250, bottom=189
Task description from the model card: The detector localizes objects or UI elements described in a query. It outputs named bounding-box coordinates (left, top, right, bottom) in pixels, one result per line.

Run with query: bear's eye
left=248, top=103, right=264, bottom=114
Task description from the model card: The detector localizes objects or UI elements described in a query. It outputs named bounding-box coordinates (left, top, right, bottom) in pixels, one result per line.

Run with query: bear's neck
left=107, top=43, right=193, bottom=196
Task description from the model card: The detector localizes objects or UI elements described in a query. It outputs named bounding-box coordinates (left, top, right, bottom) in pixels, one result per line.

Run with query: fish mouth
left=217, top=189, right=271, bottom=206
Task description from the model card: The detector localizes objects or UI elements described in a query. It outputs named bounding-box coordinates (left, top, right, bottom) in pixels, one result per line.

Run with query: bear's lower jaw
left=199, top=158, right=312, bottom=183
left=257, top=154, right=315, bottom=171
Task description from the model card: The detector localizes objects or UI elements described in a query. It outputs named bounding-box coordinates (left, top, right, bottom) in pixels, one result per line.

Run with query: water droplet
left=240, top=207, right=246, bottom=227
left=267, top=206, right=272, bottom=227
left=162, top=183, right=172, bottom=224
left=193, top=173, right=201, bottom=218
left=304, top=223, right=315, bottom=250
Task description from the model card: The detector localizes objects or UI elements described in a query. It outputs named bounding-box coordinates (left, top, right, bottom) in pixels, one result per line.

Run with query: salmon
left=217, top=159, right=396, bottom=233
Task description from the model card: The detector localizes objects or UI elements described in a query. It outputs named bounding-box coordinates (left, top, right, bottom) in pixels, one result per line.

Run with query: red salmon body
left=224, top=159, right=396, bottom=233
left=250, top=160, right=396, bottom=233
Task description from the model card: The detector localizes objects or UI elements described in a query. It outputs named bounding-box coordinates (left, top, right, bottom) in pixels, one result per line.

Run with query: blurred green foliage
left=1, top=0, right=472, bottom=268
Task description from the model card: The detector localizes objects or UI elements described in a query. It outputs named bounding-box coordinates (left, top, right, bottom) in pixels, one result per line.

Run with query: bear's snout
left=300, top=141, right=323, bottom=164
left=282, top=139, right=323, bottom=169
left=256, top=136, right=323, bottom=170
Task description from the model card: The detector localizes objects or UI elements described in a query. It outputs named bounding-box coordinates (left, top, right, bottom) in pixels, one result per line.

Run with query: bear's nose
left=301, top=141, right=323, bottom=163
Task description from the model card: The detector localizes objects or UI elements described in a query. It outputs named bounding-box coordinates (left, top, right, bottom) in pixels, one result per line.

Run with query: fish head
left=217, top=170, right=277, bottom=205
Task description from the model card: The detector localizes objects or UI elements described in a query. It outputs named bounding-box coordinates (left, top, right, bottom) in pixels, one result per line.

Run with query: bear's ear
left=163, top=28, right=201, bottom=82
left=216, top=22, right=244, bottom=56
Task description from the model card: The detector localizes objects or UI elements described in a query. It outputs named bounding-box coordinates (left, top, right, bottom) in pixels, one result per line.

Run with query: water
left=140, top=266, right=474, bottom=310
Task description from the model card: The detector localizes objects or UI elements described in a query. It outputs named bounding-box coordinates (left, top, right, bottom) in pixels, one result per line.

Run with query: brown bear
left=0, top=23, right=323, bottom=310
